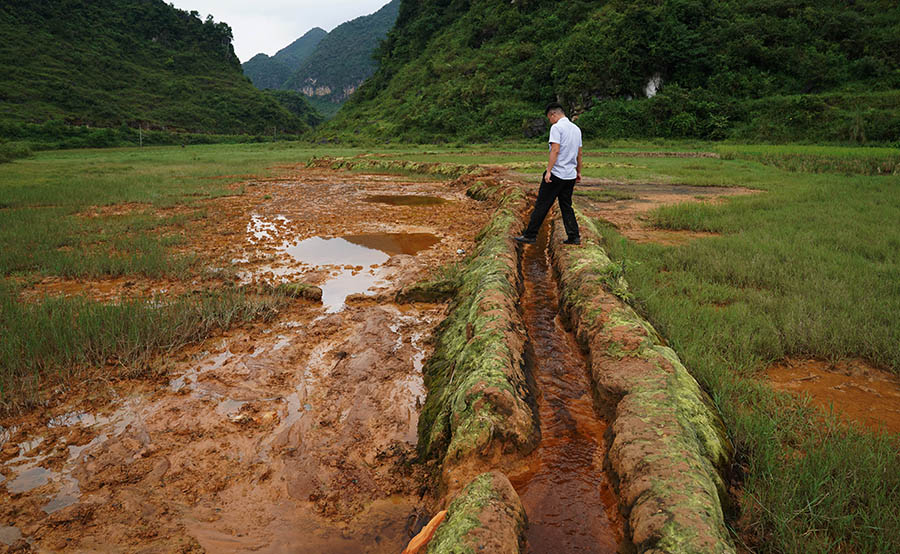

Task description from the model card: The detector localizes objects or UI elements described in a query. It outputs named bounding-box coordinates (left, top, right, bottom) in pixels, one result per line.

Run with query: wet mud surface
left=1, top=168, right=495, bottom=552
left=767, top=358, right=900, bottom=434
left=510, top=226, right=623, bottom=553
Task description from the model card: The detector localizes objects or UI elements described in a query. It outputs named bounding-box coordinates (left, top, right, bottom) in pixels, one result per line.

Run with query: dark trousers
left=522, top=173, right=580, bottom=239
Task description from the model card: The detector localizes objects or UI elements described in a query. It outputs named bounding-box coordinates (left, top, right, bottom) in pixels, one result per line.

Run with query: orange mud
left=574, top=181, right=756, bottom=246
left=1, top=168, right=496, bottom=552
left=767, top=358, right=900, bottom=434
left=510, top=225, right=623, bottom=553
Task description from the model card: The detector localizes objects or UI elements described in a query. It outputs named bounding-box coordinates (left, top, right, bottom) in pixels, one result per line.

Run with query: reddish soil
left=767, top=358, right=900, bottom=434
left=0, top=168, right=495, bottom=552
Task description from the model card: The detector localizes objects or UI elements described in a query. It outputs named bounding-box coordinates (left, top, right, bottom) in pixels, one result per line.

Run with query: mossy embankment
left=425, top=471, right=527, bottom=554
left=306, top=155, right=482, bottom=178
left=548, top=215, right=735, bottom=554
left=402, top=179, right=536, bottom=553
left=416, top=180, right=537, bottom=484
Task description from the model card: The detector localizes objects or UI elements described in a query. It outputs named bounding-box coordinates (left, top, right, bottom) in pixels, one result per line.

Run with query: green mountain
left=330, top=0, right=900, bottom=143
left=0, top=0, right=319, bottom=141
left=242, top=27, right=327, bottom=90
left=282, top=0, right=400, bottom=105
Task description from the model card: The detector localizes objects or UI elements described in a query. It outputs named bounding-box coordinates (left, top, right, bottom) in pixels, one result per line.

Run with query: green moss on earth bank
left=417, top=181, right=536, bottom=479
left=549, top=216, right=735, bottom=554
left=426, top=471, right=526, bottom=554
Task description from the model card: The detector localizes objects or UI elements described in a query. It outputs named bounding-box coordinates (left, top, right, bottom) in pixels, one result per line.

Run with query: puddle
left=511, top=225, right=623, bottom=552
left=281, top=233, right=440, bottom=312
left=767, top=358, right=900, bottom=433
left=343, top=232, right=441, bottom=256
left=0, top=526, right=22, bottom=546
left=7, top=466, right=51, bottom=494
left=364, top=194, right=446, bottom=207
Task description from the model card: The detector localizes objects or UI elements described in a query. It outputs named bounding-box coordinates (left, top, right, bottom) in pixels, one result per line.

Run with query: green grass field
left=1, top=141, right=898, bottom=552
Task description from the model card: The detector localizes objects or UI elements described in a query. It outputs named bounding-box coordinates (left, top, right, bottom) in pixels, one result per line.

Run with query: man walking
left=515, top=103, right=582, bottom=245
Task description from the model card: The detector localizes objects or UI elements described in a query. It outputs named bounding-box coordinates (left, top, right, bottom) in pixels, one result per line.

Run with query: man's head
left=545, top=102, right=565, bottom=124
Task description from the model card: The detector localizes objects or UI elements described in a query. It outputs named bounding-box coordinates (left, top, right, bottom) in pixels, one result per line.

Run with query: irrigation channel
left=512, top=224, right=624, bottom=553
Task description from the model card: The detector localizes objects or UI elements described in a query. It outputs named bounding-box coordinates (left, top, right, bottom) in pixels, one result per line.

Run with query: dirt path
left=0, top=169, right=493, bottom=552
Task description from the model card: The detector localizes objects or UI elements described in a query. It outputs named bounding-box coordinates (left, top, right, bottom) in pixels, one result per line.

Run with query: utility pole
left=139, top=124, right=143, bottom=148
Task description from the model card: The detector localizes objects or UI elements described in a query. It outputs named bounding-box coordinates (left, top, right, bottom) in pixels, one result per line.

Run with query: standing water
left=512, top=224, right=623, bottom=553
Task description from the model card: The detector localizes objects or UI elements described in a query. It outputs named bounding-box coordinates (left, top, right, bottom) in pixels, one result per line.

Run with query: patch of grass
left=0, top=282, right=285, bottom=412
left=592, top=144, right=900, bottom=552
left=717, top=144, right=900, bottom=176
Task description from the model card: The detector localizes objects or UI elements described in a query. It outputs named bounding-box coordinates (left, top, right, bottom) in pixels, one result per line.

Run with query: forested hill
left=283, top=0, right=401, bottom=106
left=242, top=28, right=327, bottom=90
left=0, top=0, right=319, bottom=139
left=330, top=0, right=900, bottom=143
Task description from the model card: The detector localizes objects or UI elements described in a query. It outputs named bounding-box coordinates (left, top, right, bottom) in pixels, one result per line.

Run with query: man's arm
left=545, top=142, right=560, bottom=182
left=576, top=147, right=582, bottom=183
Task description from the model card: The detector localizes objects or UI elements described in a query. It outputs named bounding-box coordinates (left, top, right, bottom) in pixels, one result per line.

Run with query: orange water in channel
left=512, top=225, right=624, bottom=553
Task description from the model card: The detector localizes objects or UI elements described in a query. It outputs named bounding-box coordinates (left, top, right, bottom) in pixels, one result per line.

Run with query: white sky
left=169, top=0, right=393, bottom=62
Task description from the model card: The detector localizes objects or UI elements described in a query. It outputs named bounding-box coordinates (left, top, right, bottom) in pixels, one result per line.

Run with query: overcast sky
left=169, top=0, right=393, bottom=62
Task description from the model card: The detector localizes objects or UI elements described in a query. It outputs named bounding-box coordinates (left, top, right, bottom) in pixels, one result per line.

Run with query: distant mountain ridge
left=284, top=0, right=400, bottom=104
left=0, top=0, right=318, bottom=137
left=241, top=0, right=400, bottom=109
left=242, top=28, right=327, bottom=90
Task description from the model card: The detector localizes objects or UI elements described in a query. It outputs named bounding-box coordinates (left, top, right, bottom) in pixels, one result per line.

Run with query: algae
left=427, top=472, right=526, bottom=554
left=417, top=182, right=536, bottom=472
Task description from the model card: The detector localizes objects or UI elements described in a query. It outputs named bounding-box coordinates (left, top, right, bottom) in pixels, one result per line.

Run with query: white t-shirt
left=549, top=117, right=583, bottom=180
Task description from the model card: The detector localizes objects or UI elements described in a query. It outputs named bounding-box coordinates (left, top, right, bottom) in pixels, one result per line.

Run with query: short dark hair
left=545, top=102, right=565, bottom=116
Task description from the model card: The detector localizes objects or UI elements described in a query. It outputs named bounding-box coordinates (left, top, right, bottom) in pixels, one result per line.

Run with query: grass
left=716, top=144, right=900, bottom=176
left=585, top=147, right=900, bottom=552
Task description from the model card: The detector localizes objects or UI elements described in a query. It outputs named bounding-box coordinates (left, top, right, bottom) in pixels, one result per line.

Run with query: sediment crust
left=548, top=215, right=735, bottom=554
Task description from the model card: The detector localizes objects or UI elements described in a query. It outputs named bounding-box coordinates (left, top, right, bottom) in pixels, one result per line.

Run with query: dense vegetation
left=283, top=0, right=401, bottom=104
left=242, top=28, right=327, bottom=90
left=0, top=0, right=320, bottom=147
left=331, top=0, right=900, bottom=143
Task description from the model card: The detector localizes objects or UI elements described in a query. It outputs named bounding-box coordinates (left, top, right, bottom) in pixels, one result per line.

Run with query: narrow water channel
left=512, top=224, right=623, bottom=553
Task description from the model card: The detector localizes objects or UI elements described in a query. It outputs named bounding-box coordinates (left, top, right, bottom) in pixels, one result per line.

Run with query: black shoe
left=513, top=235, right=536, bottom=244
left=563, top=237, right=581, bottom=245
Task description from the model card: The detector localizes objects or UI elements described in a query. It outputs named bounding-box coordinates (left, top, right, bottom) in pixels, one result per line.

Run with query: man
left=515, top=102, right=582, bottom=245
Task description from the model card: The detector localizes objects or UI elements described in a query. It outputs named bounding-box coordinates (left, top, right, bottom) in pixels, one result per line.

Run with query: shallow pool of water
left=281, top=233, right=440, bottom=312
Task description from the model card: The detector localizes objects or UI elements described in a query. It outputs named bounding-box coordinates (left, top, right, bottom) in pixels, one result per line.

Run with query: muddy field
left=2, top=163, right=896, bottom=552
left=1, top=168, right=493, bottom=552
